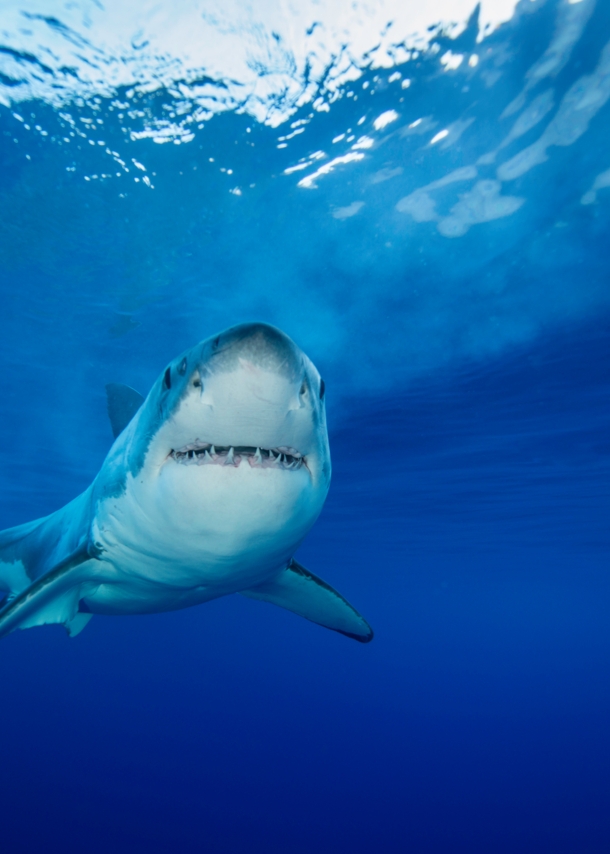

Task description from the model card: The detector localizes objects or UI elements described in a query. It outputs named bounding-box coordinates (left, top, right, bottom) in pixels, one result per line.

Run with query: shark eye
left=163, top=367, right=172, bottom=390
left=319, top=379, right=325, bottom=400
left=300, top=380, right=307, bottom=396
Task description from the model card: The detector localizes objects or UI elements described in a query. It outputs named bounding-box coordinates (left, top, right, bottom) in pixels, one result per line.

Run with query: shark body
left=0, top=323, right=373, bottom=643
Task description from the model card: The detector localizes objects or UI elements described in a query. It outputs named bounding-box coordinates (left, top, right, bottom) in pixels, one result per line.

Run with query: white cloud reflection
left=332, top=201, right=365, bottom=219
left=501, top=0, right=596, bottom=117
left=437, top=180, right=524, bottom=237
left=581, top=167, right=610, bottom=204
left=297, top=152, right=365, bottom=189
left=497, top=40, right=610, bottom=181
left=373, top=110, right=399, bottom=130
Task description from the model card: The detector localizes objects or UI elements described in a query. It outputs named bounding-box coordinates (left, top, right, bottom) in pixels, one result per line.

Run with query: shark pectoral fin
left=105, top=383, right=145, bottom=438
left=0, top=545, right=95, bottom=640
left=18, top=587, right=82, bottom=632
left=240, top=559, right=374, bottom=643
left=64, top=611, right=93, bottom=637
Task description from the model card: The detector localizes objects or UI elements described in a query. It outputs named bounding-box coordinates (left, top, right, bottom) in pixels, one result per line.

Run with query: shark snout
left=203, top=322, right=303, bottom=383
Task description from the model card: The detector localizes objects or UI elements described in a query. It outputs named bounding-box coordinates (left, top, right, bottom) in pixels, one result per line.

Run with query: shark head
left=101, top=323, right=331, bottom=577
left=140, top=322, right=329, bottom=481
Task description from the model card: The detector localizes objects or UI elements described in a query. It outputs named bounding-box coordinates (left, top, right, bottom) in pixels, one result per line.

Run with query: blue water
left=1, top=1, right=609, bottom=851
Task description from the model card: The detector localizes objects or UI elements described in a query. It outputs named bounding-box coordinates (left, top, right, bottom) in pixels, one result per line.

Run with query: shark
left=0, top=323, right=373, bottom=643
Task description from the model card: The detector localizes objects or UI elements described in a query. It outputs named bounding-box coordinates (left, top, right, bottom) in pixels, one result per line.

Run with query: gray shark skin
left=0, top=323, right=373, bottom=643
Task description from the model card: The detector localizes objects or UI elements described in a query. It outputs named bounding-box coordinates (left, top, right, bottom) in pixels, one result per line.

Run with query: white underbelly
left=81, top=568, right=234, bottom=615
left=87, top=461, right=321, bottom=614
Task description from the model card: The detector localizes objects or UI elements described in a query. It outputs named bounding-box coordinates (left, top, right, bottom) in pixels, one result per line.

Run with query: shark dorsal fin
left=105, top=383, right=145, bottom=438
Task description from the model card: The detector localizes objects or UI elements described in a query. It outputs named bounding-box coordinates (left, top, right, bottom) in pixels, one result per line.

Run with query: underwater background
left=1, top=0, right=609, bottom=851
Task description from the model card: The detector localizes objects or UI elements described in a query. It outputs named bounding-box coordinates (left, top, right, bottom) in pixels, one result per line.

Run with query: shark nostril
left=178, top=358, right=187, bottom=376
left=319, top=379, right=325, bottom=400
left=163, top=367, right=172, bottom=390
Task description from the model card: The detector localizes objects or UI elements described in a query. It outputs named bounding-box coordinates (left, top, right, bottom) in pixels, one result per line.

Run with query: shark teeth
left=169, top=443, right=304, bottom=471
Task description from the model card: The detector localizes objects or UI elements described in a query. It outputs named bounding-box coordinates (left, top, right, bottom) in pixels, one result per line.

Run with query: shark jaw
left=169, top=442, right=306, bottom=471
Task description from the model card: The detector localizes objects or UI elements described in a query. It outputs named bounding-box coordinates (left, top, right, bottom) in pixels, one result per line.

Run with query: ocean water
left=1, top=1, right=609, bottom=851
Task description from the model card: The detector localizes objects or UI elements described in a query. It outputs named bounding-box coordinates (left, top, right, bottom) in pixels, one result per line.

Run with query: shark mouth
left=169, top=441, right=305, bottom=470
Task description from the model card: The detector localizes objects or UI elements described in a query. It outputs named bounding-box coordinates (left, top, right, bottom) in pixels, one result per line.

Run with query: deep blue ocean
left=1, top=1, right=609, bottom=851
